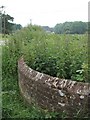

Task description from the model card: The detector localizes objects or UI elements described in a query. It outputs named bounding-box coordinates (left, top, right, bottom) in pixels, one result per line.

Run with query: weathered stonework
left=18, top=57, right=90, bottom=117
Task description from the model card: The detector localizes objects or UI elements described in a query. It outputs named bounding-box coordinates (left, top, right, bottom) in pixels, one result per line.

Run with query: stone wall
left=18, top=57, right=90, bottom=117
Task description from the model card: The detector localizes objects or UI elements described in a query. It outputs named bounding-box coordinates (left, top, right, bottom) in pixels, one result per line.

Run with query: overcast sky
left=0, top=0, right=89, bottom=27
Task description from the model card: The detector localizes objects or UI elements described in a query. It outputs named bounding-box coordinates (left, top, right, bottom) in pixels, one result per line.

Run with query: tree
left=0, top=12, right=22, bottom=34
left=1, top=13, right=14, bottom=34
left=54, top=21, right=87, bottom=34
left=71, top=21, right=87, bottom=34
left=12, top=24, right=22, bottom=32
left=54, top=23, right=63, bottom=34
left=61, top=22, right=72, bottom=34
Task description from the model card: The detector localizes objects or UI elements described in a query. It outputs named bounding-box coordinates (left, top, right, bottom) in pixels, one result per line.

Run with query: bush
left=2, top=25, right=88, bottom=82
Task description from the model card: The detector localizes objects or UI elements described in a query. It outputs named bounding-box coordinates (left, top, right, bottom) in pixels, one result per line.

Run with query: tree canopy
left=54, top=21, right=88, bottom=34
left=0, top=12, right=22, bottom=34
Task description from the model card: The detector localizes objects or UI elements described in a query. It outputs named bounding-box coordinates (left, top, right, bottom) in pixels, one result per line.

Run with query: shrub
left=2, top=25, right=88, bottom=82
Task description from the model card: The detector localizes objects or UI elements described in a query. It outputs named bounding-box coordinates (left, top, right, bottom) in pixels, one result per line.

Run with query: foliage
left=54, top=21, right=87, bottom=34
left=1, top=13, right=14, bottom=34
left=2, top=25, right=88, bottom=118
left=23, top=33, right=88, bottom=82
left=71, top=21, right=87, bottom=34
left=0, top=12, right=22, bottom=34
left=2, top=25, right=88, bottom=82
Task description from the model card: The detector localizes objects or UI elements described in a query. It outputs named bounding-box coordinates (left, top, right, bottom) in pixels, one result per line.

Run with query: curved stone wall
left=18, top=57, right=90, bottom=117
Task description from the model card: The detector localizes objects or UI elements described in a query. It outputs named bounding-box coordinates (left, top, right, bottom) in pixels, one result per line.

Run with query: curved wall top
left=18, top=57, right=90, bottom=117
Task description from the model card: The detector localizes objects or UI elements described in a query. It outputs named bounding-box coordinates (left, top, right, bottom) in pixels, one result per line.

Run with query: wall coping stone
left=18, top=57, right=90, bottom=117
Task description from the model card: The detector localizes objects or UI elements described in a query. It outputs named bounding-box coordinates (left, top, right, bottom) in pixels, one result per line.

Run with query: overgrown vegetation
left=2, top=25, right=89, bottom=118
left=25, top=33, right=88, bottom=82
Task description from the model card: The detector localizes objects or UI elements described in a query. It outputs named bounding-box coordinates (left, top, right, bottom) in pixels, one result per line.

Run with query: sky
left=0, top=0, right=89, bottom=27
